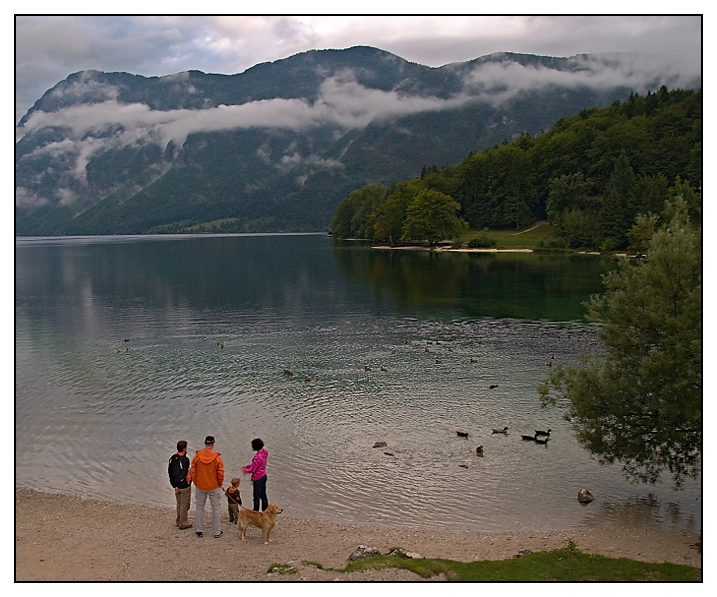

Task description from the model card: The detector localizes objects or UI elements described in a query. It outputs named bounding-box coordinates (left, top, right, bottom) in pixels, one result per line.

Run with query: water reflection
left=330, top=241, right=615, bottom=321
left=580, top=493, right=699, bottom=533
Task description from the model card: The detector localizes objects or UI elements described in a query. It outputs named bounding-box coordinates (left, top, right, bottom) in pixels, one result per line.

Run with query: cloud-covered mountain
left=15, top=46, right=701, bottom=235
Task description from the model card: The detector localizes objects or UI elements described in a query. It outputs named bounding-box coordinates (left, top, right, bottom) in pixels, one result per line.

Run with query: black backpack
left=168, top=453, right=189, bottom=488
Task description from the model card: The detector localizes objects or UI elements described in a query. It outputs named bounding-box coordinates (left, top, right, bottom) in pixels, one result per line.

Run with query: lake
left=15, top=233, right=701, bottom=534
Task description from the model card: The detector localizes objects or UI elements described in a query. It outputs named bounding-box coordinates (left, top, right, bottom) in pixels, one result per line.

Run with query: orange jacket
left=190, top=447, right=225, bottom=491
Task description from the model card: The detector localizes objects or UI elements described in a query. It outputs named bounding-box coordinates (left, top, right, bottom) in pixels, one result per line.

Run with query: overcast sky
left=15, top=14, right=703, bottom=125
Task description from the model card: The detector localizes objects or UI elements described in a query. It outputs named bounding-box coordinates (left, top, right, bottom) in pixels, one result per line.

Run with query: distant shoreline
left=371, top=245, right=534, bottom=253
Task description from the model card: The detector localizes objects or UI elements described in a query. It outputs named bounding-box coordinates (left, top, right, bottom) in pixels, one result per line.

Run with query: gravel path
left=15, top=488, right=701, bottom=581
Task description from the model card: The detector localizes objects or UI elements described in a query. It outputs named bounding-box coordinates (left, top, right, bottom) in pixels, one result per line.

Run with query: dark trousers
left=252, top=474, right=268, bottom=511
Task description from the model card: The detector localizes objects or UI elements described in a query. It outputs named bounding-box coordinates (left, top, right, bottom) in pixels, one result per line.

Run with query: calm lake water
left=15, top=233, right=701, bottom=533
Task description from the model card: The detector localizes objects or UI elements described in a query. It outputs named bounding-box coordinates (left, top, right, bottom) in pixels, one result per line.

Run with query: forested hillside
left=331, top=87, right=701, bottom=250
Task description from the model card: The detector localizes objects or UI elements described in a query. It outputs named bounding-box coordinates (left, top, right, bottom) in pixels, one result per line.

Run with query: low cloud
left=461, top=52, right=699, bottom=105
left=279, top=152, right=343, bottom=173
left=17, top=72, right=473, bottom=183
left=15, top=187, right=49, bottom=210
left=49, top=70, right=121, bottom=103
left=19, top=72, right=472, bottom=147
left=16, top=54, right=700, bottom=188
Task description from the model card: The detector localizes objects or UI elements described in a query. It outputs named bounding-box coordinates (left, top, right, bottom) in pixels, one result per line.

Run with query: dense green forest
left=330, top=87, right=702, bottom=251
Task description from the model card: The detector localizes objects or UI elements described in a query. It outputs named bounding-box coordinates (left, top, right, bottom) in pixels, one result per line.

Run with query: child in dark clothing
left=225, top=477, right=242, bottom=524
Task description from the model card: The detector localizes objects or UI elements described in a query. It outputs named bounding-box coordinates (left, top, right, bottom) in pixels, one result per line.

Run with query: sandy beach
left=15, top=488, right=700, bottom=582
left=371, top=245, right=534, bottom=253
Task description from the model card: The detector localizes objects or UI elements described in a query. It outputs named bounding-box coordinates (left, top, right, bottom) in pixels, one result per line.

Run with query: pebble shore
left=15, top=488, right=701, bottom=581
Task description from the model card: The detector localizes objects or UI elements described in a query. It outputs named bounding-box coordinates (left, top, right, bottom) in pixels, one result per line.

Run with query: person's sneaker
left=214, top=531, right=223, bottom=538
left=196, top=531, right=203, bottom=538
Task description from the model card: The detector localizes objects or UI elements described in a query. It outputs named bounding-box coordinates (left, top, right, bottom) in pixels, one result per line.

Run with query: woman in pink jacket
left=242, top=438, right=269, bottom=511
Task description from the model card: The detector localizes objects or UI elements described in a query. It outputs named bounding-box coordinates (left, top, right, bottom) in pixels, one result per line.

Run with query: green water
left=331, top=241, right=613, bottom=321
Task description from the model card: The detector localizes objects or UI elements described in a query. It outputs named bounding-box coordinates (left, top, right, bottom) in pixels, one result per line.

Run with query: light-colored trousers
left=174, top=486, right=192, bottom=527
left=195, top=486, right=223, bottom=535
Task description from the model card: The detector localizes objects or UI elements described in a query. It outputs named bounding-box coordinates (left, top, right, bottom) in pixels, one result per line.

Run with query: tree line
left=330, top=87, right=701, bottom=250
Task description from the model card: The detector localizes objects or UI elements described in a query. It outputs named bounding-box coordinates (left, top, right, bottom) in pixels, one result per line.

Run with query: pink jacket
left=242, top=449, right=268, bottom=481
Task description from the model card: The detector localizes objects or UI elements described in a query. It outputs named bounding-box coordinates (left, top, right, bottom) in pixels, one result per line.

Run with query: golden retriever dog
left=238, top=503, right=282, bottom=544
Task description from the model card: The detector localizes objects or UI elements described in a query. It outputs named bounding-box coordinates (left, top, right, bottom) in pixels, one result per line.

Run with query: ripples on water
left=15, top=235, right=701, bottom=534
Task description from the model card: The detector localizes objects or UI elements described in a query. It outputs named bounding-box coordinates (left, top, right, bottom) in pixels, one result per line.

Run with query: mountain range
left=15, top=46, right=701, bottom=235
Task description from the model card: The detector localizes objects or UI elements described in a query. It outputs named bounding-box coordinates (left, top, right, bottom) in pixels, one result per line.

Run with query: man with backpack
left=168, top=440, right=192, bottom=529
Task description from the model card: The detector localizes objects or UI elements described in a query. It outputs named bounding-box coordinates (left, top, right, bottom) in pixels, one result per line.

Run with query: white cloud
left=460, top=53, right=699, bottom=105
left=49, top=71, right=120, bottom=103
left=14, top=16, right=702, bottom=125
left=15, top=51, right=702, bottom=188
left=17, top=72, right=474, bottom=160
left=15, top=187, right=49, bottom=210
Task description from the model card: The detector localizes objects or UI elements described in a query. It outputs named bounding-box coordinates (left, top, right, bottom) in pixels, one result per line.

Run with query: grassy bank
left=459, top=221, right=555, bottom=250
left=293, top=542, right=700, bottom=581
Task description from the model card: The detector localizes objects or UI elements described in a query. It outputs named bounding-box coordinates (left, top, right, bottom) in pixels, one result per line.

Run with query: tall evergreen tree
left=540, top=197, right=701, bottom=488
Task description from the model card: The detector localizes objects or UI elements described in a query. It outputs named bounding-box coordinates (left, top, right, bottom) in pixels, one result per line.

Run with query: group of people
left=167, top=435, right=269, bottom=538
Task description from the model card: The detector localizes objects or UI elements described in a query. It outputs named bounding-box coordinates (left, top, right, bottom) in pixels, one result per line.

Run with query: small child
left=225, top=477, right=242, bottom=524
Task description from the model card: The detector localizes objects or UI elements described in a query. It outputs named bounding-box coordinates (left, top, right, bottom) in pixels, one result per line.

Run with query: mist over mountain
left=15, top=46, right=701, bottom=235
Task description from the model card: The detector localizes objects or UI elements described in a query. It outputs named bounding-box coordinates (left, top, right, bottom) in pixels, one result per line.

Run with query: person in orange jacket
left=190, top=435, right=225, bottom=538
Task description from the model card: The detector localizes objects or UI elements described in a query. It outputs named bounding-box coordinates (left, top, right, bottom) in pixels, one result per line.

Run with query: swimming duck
left=534, top=428, right=551, bottom=437
left=492, top=427, right=508, bottom=434
left=475, top=446, right=484, bottom=457
left=457, top=431, right=469, bottom=438
left=521, top=434, right=537, bottom=441
left=535, top=437, right=549, bottom=445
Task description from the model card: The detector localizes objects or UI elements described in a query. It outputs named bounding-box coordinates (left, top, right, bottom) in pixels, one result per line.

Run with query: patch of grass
left=466, top=232, right=496, bottom=248
left=301, top=560, right=329, bottom=570
left=333, top=546, right=701, bottom=581
left=266, top=563, right=297, bottom=575
left=460, top=222, right=555, bottom=250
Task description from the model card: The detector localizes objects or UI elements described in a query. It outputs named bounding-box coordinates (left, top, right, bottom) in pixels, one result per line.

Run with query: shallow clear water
left=15, top=234, right=701, bottom=533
